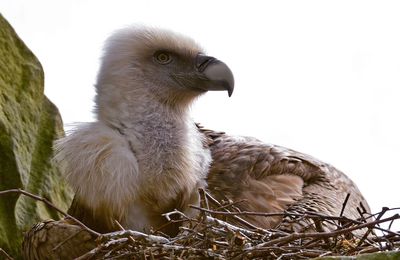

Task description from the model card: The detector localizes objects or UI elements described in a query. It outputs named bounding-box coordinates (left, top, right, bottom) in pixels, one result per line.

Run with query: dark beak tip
left=195, top=53, right=235, bottom=97
left=227, top=73, right=234, bottom=97
left=228, top=90, right=233, bottom=97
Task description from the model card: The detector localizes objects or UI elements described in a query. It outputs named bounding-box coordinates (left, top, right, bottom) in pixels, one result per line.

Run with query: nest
left=76, top=190, right=400, bottom=259
left=1, top=189, right=399, bottom=259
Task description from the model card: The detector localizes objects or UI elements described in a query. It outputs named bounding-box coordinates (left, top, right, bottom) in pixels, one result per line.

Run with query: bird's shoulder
left=55, top=122, right=139, bottom=168
left=55, top=122, right=141, bottom=231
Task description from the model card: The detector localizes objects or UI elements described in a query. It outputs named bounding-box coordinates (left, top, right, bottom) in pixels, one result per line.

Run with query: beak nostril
left=196, top=54, right=216, bottom=72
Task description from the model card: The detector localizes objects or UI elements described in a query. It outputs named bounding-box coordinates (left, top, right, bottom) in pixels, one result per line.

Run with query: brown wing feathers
left=200, top=126, right=370, bottom=232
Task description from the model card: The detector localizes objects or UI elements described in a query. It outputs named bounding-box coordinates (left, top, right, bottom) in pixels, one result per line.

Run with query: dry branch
left=0, top=189, right=100, bottom=237
left=0, top=248, right=14, bottom=260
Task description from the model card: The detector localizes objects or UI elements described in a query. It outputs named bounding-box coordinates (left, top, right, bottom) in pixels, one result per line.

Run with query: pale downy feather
left=54, top=121, right=140, bottom=222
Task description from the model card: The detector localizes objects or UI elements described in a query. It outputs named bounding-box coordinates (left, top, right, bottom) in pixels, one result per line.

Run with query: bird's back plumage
left=201, top=126, right=369, bottom=232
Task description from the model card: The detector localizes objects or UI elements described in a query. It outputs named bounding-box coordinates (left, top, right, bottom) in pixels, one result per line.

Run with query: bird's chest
left=124, top=180, right=202, bottom=235
left=137, top=143, right=207, bottom=207
left=120, top=119, right=211, bottom=234
left=136, top=126, right=186, bottom=174
left=127, top=119, right=204, bottom=175
left=125, top=156, right=206, bottom=231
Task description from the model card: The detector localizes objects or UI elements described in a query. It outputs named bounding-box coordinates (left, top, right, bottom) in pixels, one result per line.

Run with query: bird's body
left=53, top=26, right=368, bottom=237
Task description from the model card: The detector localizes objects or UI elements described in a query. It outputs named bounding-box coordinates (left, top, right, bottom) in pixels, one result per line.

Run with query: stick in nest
left=0, top=188, right=100, bottom=237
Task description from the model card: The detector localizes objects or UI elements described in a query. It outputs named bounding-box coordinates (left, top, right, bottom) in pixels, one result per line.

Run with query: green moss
left=0, top=107, right=23, bottom=258
left=0, top=13, right=72, bottom=258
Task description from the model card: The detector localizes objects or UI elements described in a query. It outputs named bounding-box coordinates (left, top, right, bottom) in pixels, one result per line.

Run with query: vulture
left=23, top=26, right=370, bottom=258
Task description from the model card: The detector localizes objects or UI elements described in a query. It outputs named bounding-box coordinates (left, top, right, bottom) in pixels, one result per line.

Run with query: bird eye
left=154, top=51, right=172, bottom=65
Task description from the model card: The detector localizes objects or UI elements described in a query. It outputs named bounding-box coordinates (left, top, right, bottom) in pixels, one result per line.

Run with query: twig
left=114, top=220, right=137, bottom=245
left=162, top=209, right=191, bottom=222
left=190, top=205, right=362, bottom=224
left=75, top=238, right=129, bottom=260
left=198, top=188, right=210, bottom=210
left=340, top=193, right=351, bottom=217
left=204, top=215, right=260, bottom=238
left=0, top=248, right=13, bottom=260
left=100, top=230, right=170, bottom=244
left=203, top=191, right=267, bottom=232
left=0, top=188, right=100, bottom=237
left=52, top=229, right=85, bottom=251
left=356, top=207, right=388, bottom=249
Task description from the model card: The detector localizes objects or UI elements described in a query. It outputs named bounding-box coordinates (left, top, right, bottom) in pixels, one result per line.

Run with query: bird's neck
left=102, top=102, right=197, bottom=175
left=104, top=102, right=210, bottom=215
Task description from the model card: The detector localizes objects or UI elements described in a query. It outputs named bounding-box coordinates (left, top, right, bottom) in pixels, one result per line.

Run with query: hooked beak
left=194, top=54, right=234, bottom=97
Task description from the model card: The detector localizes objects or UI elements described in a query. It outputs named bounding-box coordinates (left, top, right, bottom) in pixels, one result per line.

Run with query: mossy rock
left=0, top=13, right=72, bottom=258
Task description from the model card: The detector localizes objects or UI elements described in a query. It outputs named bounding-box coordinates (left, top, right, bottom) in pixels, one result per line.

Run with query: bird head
left=94, top=26, right=234, bottom=123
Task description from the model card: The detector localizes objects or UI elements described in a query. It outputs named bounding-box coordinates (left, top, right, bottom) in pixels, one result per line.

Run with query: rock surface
left=0, top=14, right=72, bottom=258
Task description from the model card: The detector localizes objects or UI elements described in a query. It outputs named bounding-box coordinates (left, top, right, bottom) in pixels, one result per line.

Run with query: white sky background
left=1, top=1, right=400, bottom=225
